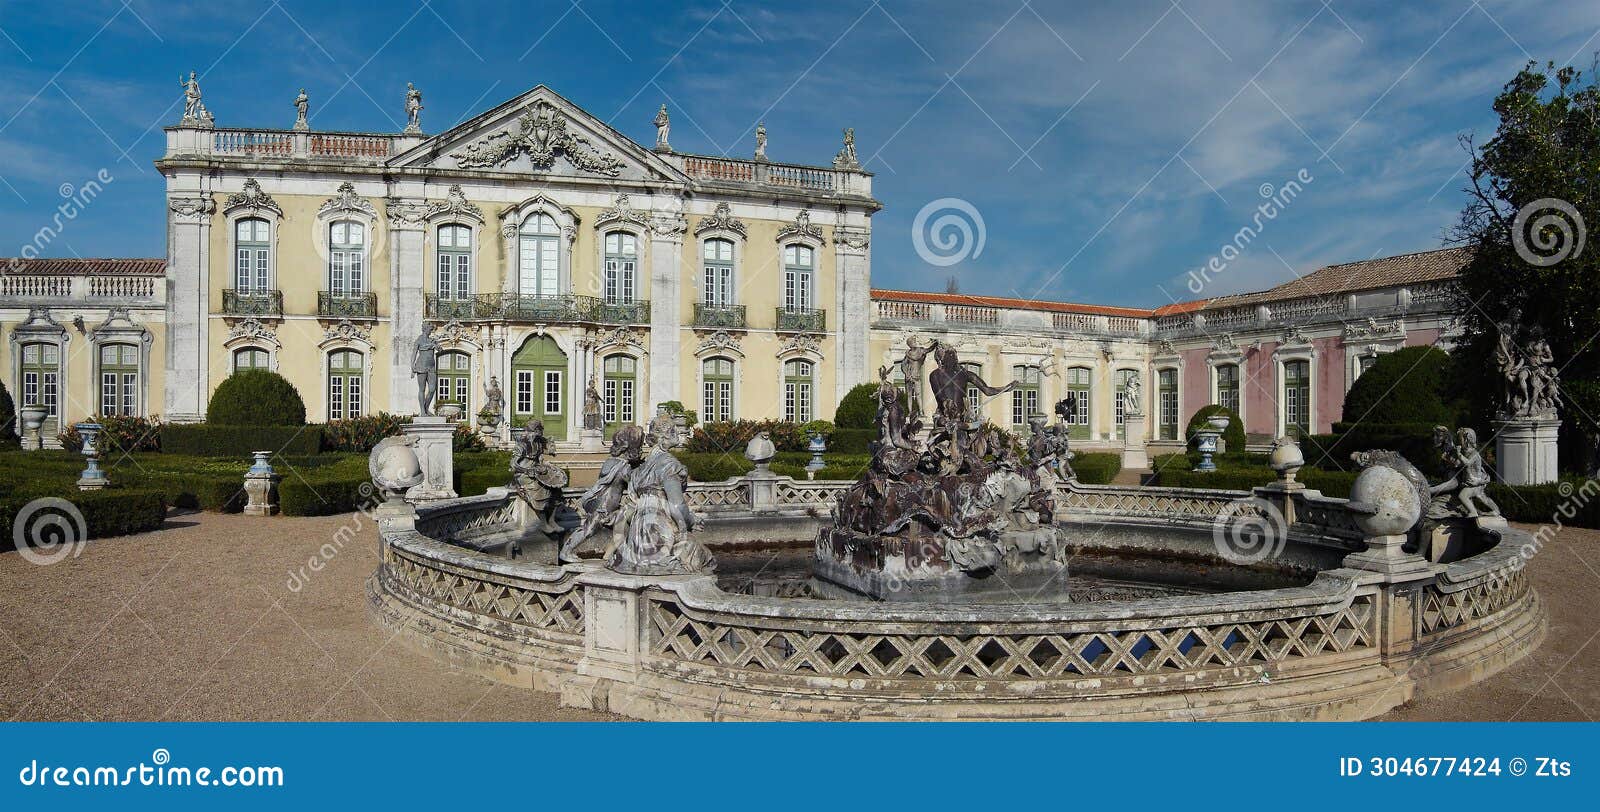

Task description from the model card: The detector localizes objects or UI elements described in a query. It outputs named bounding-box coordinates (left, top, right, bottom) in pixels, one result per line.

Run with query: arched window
left=703, top=239, right=735, bottom=307
left=961, top=362, right=983, bottom=418
left=1158, top=369, right=1180, bottom=440
left=437, top=224, right=472, bottom=301
left=702, top=357, right=735, bottom=423
left=602, top=354, right=637, bottom=434
left=19, top=342, right=60, bottom=423
left=235, top=217, right=271, bottom=293
left=782, top=244, right=813, bottom=312
left=233, top=347, right=270, bottom=373
left=436, top=351, right=471, bottom=416
left=328, top=220, right=365, bottom=296
left=1065, top=366, right=1092, bottom=439
left=784, top=359, right=814, bottom=423
left=1115, top=369, right=1138, bottom=439
left=99, top=343, right=140, bottom=416
left=1215, top=363, right=1240, bottom=413
left=604, top=231, right=638, bottom=304
left=519, top=213, right=561, bottom=298
left=1283, top=360, right=1310, bottom=435
left=1010, top=365, right=1041, bottom=428
left=327, top=350, right=364, bottom=420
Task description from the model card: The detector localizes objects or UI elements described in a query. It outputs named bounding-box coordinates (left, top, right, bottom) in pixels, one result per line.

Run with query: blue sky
left=0, top=0, right=1596, bottom=309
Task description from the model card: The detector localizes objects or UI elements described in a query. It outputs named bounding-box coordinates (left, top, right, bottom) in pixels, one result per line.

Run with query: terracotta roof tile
left=1208, top=246, right=1470, bottom=309
left=2, top=258, right=166, bottom=276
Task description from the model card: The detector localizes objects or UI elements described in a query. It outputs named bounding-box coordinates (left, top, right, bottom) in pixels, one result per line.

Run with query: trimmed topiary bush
left=1185, top=405, right=1245, bottom=454
left=829, top=428, right=875, bottom=454
left=1072, top=452, right=1122, bottom=485
left=1341, top=346, right=1465, bottom=426
left=206, top=370, right=306, bottom=426
left=834, top=383, right=882, bottom=430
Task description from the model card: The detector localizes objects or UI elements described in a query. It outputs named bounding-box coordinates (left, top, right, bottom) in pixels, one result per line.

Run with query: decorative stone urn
left=805, top=432, right=827, bottom=480
left=75, top=422, right=108, bottom=490
left=1193, top=414, right=1231, bottom=472
left=1269, top=435, right=1305, bottom=484
left=18, top=404, right=47, bottom=451
left=243, top=451, right=279, bottom=516
left=438, top=403, right=463, bottom=422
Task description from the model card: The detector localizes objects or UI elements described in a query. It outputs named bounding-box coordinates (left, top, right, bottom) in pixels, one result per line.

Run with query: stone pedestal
left=18, top=406, right=46, bottom=452
left=1344, top=533, right=1432, bottom=576
left=243, top=452, right=279, bottom=516
left=1120, top=413, right=1149, bottom=471
left=1493, top=416, right=1558, bottom=485
left=746, top=467, right=779, bottom=511
left=404, top=416, right=457, bottom=503
left=579, top=428, right=604, bottom=453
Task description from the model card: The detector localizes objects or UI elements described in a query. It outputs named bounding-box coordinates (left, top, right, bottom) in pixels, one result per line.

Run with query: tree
left=1452, top=62, right=1600, bottom=438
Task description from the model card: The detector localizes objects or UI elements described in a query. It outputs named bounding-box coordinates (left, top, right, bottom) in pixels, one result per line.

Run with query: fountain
left=368, top=339, right=1546, bottom=720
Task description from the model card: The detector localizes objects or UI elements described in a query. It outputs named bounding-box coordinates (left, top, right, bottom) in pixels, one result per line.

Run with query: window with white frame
left=703, top=239, right=734, bottom=306
left=702, top=357, right=735, bottom=423
left=604, top=231, right=638, bottom=304
left=519, top=213, right=560, bottom=298
left=99, top=343, right=139, bottom=416
left=602, top=355, right=637, bottom=428
left=782, top=244, right=813, bottom=312
left=1011, top=365, right=1041, bottom=428
left=437, top=224, right=473, bottom=301
left=784, top=359, right=814, bottom=423
left=20, top=342, right=59, bottom=418
left=1283, top=360, right=1310, bottom=435
left=328, top=220, right=365, bottom=296
left=436, top=351, right=471, bottom=416
left=1065, top=366, right=1092, bottom=439
left=327, top=349, right=364, bottom=420
left=1158, top=369, right=1179, bottom=440
left=235, top=217, right=271, bottom=293
left=1215, top=363, right=1240, bottom=414
left=543, top=370, right=563, bottom=416
left=233, top=347, right=270, bottom=373
left=962, top=362, right=983, bottom=418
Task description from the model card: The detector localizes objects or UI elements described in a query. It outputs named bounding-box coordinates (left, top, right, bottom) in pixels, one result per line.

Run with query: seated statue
left=1430, top=426, right=1501, bottom=519
left=608, top=421, right=715, bottom=575
left=561, top=426, right=644, bottom=562
left=511, top=422, right=569, bottom=536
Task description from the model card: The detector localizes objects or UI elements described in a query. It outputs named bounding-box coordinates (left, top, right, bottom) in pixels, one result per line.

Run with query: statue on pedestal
left=583, top=375, right=602, bottom=431
left=1494, top=309, right=1561, bottom=419
left=480, top=376, right=505, bottom=429
left=653, top=104, right=671, bottom=151
left=754, top=122, right=768, bottom=160
left=293, top=88, right=309, bottom=130
left=412, top=323, right=440, bottom=416
left=833, top=126, right=860, bottom=170
left=562, top=426, right=644, bottom=563
left=1123, top=372, right=1142, bottom=415
left=608, top=420, right=714, bottom=575
left=404, top=83, right=423, bottom=134
left=179, top=71, right=212, bottom=124
left=511, top=421, right=569, bottom=536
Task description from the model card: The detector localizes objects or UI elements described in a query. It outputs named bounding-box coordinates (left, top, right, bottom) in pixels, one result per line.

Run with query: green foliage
left=57, top=414, right=163, bottom=454
left=453, top=424, right=487, bottom=452
left=206, top=370, right=306, bottom=426
left=1071, top=452, right=1122, bottom=485
left=673, top=452, right=755, bottom=482
left=276, top=455, right=376, bottom=516
left=1149, top=455, right=1358, bottom=498
left=686, top=420, right=811, bottom=454
left=321, top=413, right=407, bottom=452
left=659, top=400, right=698, bottom=427
left=1303, top=423, right=1449, bottom=478
left=1185, top=405, right=1245, bottom=453
left=1341, top=347, right=1465, bottom=426
left=800, top=419, right=835, bottom=440
left=829, top=428, right=875, bottom=454
left=0, top=380, right=15, bottom=443
left=160, top=424, right=322, bottom=457
left=835, top=383, right=883, bottom=429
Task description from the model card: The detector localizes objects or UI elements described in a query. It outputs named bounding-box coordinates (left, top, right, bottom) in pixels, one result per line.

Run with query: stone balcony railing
left=318, top=291, right=378, bottom=319
left=423, top=292, right=650, bottom=325
left=165, top=127, right=420, bottom=164
left=673, top=154, right=872, bottom=198
left=0, top=274, right=164, bottom=306
left=1154, top=282, right=1461, bottom=338
left=872, top=298, right=1149, bottom=339
left=692, top=303, right=747, bottom=329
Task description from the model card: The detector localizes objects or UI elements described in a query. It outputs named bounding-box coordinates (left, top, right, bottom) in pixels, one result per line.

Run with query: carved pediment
left=777, top=210, right=823, bottom=243
left=595, top=193, right=649, bottom=231
left=426, top=184, right=485, bottom=223
left=223, top=179, right=281, bottom=217
left=694, top=202, right=747, bottom=239
left=320, top=182, right=376, bottom=219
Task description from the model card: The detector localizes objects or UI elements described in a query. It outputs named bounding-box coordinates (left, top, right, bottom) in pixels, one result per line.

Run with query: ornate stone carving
left=226, top=318, right=277, bottom=344
left=404, top=82, right=423, bottom=134
left=594, top=326, right=645, bottom=352
left=1214, top=332, right=1238, bottom=352
left=1281, top=326, right=1312, bottom=347
left=607, top=420, right=714, bottom=575
left=319, top=182, right=377, bottom=219
left=321, top=318, right=374, bottom=348
left=1344, top=317, right=1402, bottom=341
left=694, top=329, right=743, bottom=357
left=563, top=426, right=645, bottom=562
left=511, top=423, right=569, bottom=536
left=832, top=127, right=860, bottom=170
left=179, top=71, right=214, bottom=126
left=693, top=202, right=747, bottom=239
left=425, top=184, right=484, bottom=223
left=833, top=225, right=870, bottom=250
left=223, top=179, right=281, bottom=217
left=168, top=196, right=216, bottom=224
left=776, top=209, right=823, bottom=243
left=386, top=198, right=430, bottom=230
left=778, top=333, right=822, bottom=358
left=649, top=210, right=687, bottom=237
left=595, top=193, right=649, bottom=232
left=1493, top=308, right=1561, bottom=419
left=450, top=100, right=624, bottom=176
left=1155, top=339, right=1178, bottom=357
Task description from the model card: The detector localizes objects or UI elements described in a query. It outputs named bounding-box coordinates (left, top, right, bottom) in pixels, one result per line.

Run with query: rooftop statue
left=404, top=82, right=424, bottom=133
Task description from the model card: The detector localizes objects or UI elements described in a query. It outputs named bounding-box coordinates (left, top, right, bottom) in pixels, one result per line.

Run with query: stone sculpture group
left=1494, top=309, right=1561, bottom=419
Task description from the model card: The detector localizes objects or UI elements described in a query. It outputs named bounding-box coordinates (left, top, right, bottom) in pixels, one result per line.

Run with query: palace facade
left=0, top=81, right=1463, bottom=455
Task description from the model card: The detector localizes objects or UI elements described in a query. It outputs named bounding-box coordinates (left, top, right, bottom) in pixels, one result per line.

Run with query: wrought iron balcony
left=318, top=291, right=378, bottom=319
left=222, top=288, right=283, bottom=317
left=775, top=307, right=826, bottom=333
left=587, top=297, right=650, bottom=325
left=425, top=294, right=478, bottom=321
left=693, top=303, right=747, bottom=329
left=465, top=293, right=651, bottom=325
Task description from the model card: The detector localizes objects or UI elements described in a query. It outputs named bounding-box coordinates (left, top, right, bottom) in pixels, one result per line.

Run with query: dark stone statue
left=511, top=421, right=569, bottom=536
left=413, top=323, right=440, bottom=416
left=1494, top=308, right=1561, bottom=419
left=1430, top=426, right=1500, bottom=518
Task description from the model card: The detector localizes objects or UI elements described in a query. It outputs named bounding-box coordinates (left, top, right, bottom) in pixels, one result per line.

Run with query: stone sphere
left=370, top=436, right=424, bottom=494
left=1348, top=464, right=1422, bottom=537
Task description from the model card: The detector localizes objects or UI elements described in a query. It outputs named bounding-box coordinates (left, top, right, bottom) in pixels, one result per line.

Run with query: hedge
left=1342, top=346, right=1467, bottom=426
left=1072, top=452, right=1121, bottom=485
left=829, top=428, right=874, bottom=454
left=0, top=380, right=15, bottom=443
left=835, top=383, right=881, bottom=429
left=1185, top=405, right=1245, bottom=454
left=207, top=370, right=307, bottom=426
left=161, top=424, right=322, bottom=457
left=1303, top=423, right=1447, bottom=478
left=0, top=487, right=167, bottom=543
left=277, top=456, right=376, bottom=516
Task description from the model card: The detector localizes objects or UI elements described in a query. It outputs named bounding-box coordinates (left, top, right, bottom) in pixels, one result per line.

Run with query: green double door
left=511, top=335, right=568, bottom=441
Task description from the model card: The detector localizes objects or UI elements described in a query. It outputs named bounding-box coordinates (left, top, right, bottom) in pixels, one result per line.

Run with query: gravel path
left=1, top=511, right=1592, bottom=721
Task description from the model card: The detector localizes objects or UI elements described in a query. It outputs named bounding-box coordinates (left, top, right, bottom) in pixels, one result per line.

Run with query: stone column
left=646, top=211, right=686, bottom=413
left=388, top=201, right=429, bottom=414
left=164, top=194, right=216, bottom=423
left=1494, top=416, right=1559, bottom=485
left=833, top=226, right=871, bottom=402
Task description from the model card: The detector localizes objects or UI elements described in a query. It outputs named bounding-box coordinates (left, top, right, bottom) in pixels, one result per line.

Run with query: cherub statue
left=561, top=426, right=644, bottom=562
left=1431, top=426, right=1500, bottom=518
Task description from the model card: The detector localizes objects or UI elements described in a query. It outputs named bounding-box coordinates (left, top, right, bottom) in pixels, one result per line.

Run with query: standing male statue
left=293, top=88, right=309, bottom=130
left=404, top=83, right=423, bottom=133
left=1123, top=372, right=1142, bottom=415
left=653, top=104, right=671, bottom=150
left=928, top=344, right=1016, bottom=423
left=898, top=336, right=936, bottom=418
left=413, top=323, right=440, bottom=416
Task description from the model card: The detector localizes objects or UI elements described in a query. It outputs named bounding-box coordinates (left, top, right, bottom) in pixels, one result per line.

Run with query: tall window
left=604, top=231, right=638, bottom=304
left=1158, top=369, right=1179, bottom=440
left=327, top=350, right=364, bottom=420
left=703, top=239, right=734, bottom=306
left=1010, top=365, right=1041, bottom=428
left=233, top=347, right=270, bottom=373
left=602, top=355, right=637, bottom=430
left=1284, top=360, right=1310, bottom=435
left=235, top=218, right=270, bottom=292
left=328, top=220, right=365, bottom=296
left=437, top=224, right=472, bottom=301
left=1216, top=363, right=1240, bottom=414
left=519, top=213, right=560, bottom=297
left=784, top=359, right=814, bottom=423
left=436, top=351, right=471, bottom=416
left=1065, top=366, right=1091, bottom=440
left=99, top=343, right=139, bottom=416
left=782, top=244, right=813, bottom=311
left=20, top=342, right=59, bottom=419
left=962, top=362, right=983, bottom=418
left=1115, top=369, right=1138, bottom=439
left=702, top=357, right=735, bottom=423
